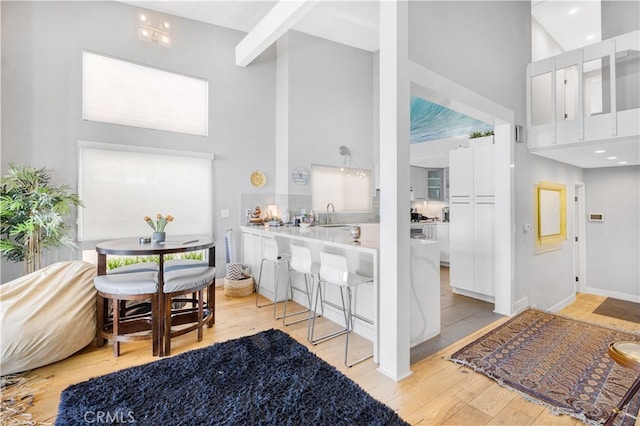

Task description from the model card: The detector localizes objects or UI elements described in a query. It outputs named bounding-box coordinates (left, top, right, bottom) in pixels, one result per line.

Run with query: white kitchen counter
left=240, top=223, right=440, bottom=361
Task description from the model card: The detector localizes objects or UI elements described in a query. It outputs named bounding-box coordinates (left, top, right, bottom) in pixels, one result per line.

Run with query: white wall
left=409, top=1, right=530, bottom=126
left=514, top=153, right=584, bottom=310
left=1, top=1, right=276, bottom=282
left=602, top=0, right=640, bottom=39
left=584, top=166, right=640, bottom=301
left=531, top=16, right=564, bottom=62
left=286, top=30, right=374, bottom=196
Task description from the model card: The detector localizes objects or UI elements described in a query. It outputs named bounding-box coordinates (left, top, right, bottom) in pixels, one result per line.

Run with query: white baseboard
left=451, top=287, right=495, bottom=304
left=548, top=293, right=577, bottom=313
left=584, top=287, right=640, bottom=303
left=512, top=297, right=529, bottom=314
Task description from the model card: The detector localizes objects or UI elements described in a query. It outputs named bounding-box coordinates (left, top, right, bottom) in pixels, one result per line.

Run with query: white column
left=275, top=35, right=290, bottom=210
left=378, top=0, right=412, bottom=381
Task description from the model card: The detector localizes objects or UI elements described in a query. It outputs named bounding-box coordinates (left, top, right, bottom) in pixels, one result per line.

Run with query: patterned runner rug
left=448, top=309, right=640, bottom=426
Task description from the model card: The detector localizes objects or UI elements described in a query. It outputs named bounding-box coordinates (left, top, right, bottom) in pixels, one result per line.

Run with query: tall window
left=311, top=164, right=371, bottom=212
left=82, top=51, right=208, bottom=136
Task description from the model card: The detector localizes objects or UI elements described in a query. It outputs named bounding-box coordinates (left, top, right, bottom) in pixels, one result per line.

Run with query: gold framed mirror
left=534, top=181, right=567, bottom=250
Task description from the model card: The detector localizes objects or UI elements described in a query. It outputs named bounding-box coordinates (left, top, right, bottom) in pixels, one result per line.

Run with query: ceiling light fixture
left=619, top=161, right=628, bottom=165
left=594, top=150, right=606, bottom=154
left=607, top=156, right=617, bottom=160
left=568, top=8, right=578, bottom=15
left=138, top=12, right=172, bottom=47
left=338, top=145, right=365, bottom=178
left=586, top=34, right=596, bottom=41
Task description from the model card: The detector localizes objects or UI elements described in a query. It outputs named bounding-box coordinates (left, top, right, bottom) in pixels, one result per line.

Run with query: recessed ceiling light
left=594, top=150, right=606, bottom=154
left=586, top=34, right=596, bottom=41
left=569, top=8, right=578, bottom=15
left=618, top=161, right=628, bottom=165
left=140, top=14, right=148, bottom=23
left=607, top=156, right=617, bottom=160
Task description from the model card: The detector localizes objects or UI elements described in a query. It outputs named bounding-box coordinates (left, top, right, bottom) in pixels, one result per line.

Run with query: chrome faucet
left=326, top=203, right=335, bottom=225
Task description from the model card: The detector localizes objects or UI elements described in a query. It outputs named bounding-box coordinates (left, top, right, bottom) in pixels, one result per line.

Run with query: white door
left=474, top=200, right=495, bottom=296
left=449, top=200, right=474, bottom=292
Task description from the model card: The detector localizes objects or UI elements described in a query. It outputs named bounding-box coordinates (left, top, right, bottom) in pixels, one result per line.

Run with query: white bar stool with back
left=283, top=244, right=320, bottom=328
left=255, top=238, right=291, bottom=320
left=308, top=251, right=374, bottom=367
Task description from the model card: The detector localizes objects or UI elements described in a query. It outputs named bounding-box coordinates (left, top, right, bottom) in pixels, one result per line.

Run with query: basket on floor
left=223, top=275, right=254, bottom=297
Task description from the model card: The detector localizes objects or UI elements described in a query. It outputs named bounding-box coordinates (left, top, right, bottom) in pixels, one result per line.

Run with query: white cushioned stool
left=162, top=260, right=216, bottom=356
left=94, top=268, right=159, bottom=357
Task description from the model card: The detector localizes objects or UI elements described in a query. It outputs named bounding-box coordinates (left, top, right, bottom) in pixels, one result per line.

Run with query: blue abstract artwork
left=410, top=96, right=493, bottom=144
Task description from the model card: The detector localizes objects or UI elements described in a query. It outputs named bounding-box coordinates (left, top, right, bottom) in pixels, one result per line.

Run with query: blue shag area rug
left=56, top=329, right=408, bottom=425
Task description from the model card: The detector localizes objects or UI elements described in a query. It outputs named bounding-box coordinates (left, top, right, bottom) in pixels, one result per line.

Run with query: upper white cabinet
left=527, top=31, right=639, bottom=155
left=410, top=166, right=428, bottom=200
left=473, top=145, right=494, bottom=198
left=411, top=166, right=447, bottom=200
left=449, top=149, right=473, bottom=198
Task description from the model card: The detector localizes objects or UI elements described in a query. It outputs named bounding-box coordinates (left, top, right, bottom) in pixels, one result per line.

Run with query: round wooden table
left=95, top=235, right=216, bottom=357
left=604, top=341, right=640, bottom=426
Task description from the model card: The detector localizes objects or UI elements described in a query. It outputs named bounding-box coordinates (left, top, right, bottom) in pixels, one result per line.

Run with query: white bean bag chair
left=1, top=261, right=97, bottom=375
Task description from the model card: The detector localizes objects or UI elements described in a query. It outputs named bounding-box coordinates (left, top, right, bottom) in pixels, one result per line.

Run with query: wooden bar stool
left=308, top=251, right=374, bottom=367
left=283, top=244, right=320, bottom=327
left=162, top=260, right=216, bottom=356
left=604, top=341, right=640, bottom=426
left=94, top=268, right=160, bottom=357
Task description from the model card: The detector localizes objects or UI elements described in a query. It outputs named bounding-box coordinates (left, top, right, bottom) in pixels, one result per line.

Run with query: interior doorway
left=409, top=63, right=515, bottom=317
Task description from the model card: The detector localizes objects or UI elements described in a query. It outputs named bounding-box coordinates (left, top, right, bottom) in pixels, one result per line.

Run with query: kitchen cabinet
left=427, top=169, right=443, bottom=200
left=449, top=200, right=474, bottom=291
left=411, top=166, right=447, bottom=200
left=422, top=223, right=437, bottom=240
left=448, top=145, right=495, bottom=300
left=437, top=223, right=449, bottom=264
left=410, top=166, right=428, bottom=200
left=240, top=230, right=290, bottom=301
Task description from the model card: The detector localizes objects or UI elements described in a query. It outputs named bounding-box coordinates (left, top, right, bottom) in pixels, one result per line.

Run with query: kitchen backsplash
left=241, top=193, right=380, bottom=224
left=411, top=199, right=449, bottom=221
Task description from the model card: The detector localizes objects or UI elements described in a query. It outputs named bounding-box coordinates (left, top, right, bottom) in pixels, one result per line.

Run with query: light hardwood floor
left=16, top=289, right=640, bottom=425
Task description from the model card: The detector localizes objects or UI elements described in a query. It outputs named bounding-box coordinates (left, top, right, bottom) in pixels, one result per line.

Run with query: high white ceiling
left=120, top=1, right=637, bottom=169
left=121, top=1, right=380, bottom=52
left=532, top=0, right=601, bottom=51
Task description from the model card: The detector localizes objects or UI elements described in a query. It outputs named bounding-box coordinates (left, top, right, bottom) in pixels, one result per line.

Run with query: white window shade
left=82, top=51, right=208, bottom=136
left=78, top=142, right=213, bottom=241
left=311, top=164, right=371, bottom=212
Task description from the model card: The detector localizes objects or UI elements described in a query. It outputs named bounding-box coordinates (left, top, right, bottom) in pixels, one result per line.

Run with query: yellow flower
left=146, top=213, right=174, bottom=232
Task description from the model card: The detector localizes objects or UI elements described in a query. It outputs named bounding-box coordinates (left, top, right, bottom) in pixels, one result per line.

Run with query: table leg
left=96, top=254, right=108, bottom=347
left=208, top=246, right=216, bottom=326
left=157, top=255, right=165, bottom=357
left=604, top=375, right=640, bottom=426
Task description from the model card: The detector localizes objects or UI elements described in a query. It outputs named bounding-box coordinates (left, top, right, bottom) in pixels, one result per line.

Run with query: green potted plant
left=0, top=163, right=83, bottom=275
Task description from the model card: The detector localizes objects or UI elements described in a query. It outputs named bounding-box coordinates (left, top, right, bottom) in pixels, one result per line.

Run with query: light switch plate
left=221, top=209, right=230, bottom=218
